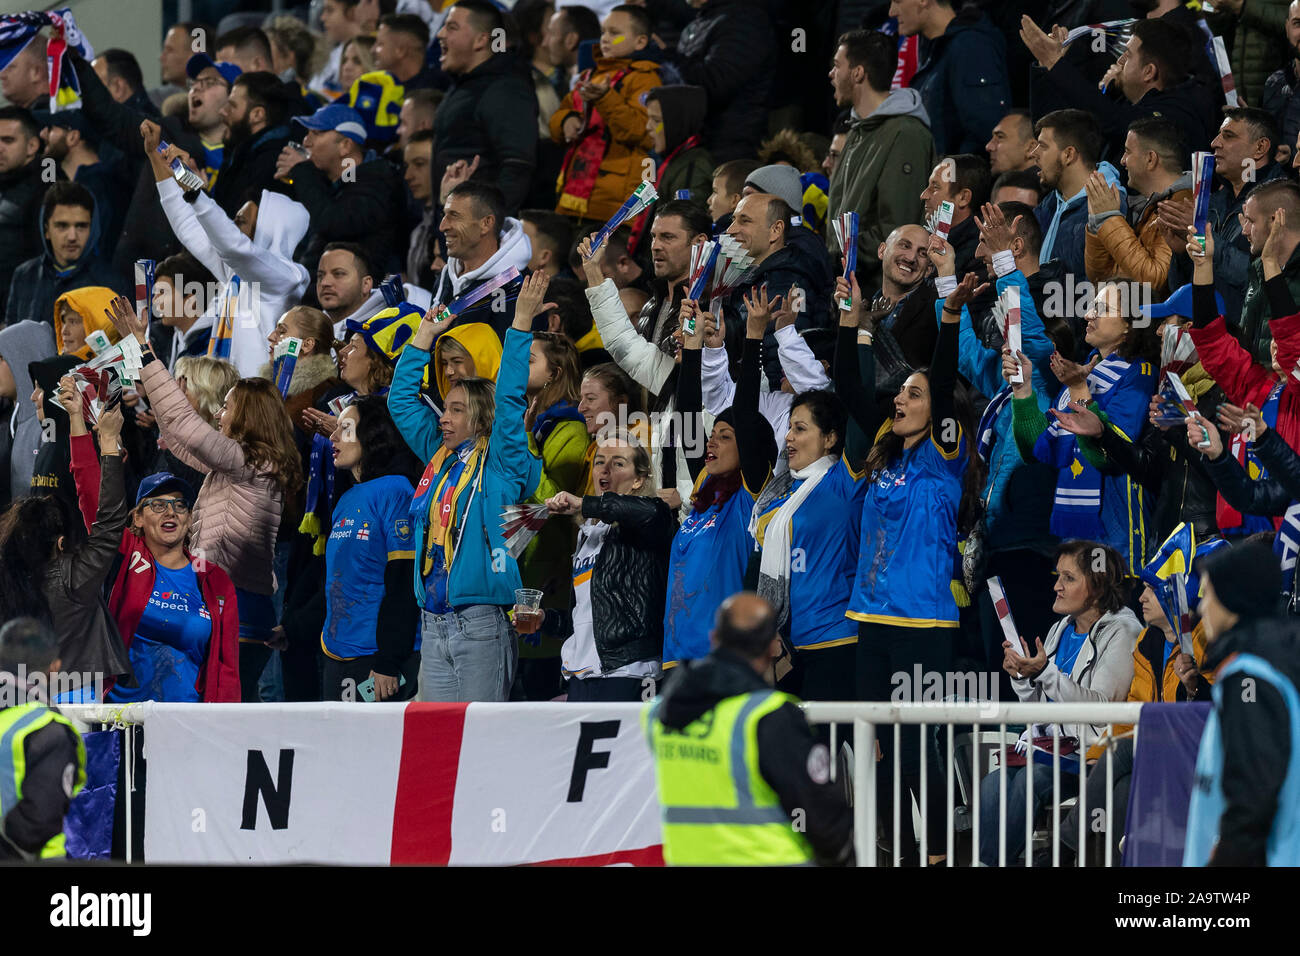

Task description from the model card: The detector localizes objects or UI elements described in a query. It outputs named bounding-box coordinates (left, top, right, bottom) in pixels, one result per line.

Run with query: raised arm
left=735, top=288, right=776, bottom=493
left=676, top=300, right=709, bottom=485
left=388, top=308, right=454, bottom=464
left=831, top=273, right=881, bottom=443
left=67, top=409, right=130, bottom=599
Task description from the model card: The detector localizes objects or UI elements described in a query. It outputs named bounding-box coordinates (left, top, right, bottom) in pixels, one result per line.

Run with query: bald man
left=864, top=224, right=940, bottom=387
left=644, top=592, right=853, bottom=866
left=1, top=37, right=48, bottom=110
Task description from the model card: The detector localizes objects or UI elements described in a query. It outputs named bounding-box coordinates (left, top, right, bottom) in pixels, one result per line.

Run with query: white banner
left=140, top=702, right=662, bottom=865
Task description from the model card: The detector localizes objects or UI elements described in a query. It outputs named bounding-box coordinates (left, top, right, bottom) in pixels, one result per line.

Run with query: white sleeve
left=193, top=196, right=306, bottom=297
left=586, top=279, right=674, bottom=395
left=156, top=177, right=226, bottom=281
left=774, top=324, right=830, bottom=392
left=700, top=345, right=735, bottom=415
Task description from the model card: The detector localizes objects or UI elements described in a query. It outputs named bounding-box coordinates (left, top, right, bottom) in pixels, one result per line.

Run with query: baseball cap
left=1144, top=282, right=1225, bottom=322
left=32, top=108, right=91, bottom=137
left=185, top=53, right=241, bottom=86
left=292, top=103, right=367, bottom=146
left=135, top=472, right=197, bottom=508
left=744, top=164, right=805, bottom=218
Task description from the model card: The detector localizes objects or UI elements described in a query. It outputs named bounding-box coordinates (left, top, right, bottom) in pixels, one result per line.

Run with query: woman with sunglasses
left=63, top=377, right=241, bottom=702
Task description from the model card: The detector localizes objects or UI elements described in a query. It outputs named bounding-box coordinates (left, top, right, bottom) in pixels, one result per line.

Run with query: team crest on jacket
left=394, top=519, right=411, bottom=542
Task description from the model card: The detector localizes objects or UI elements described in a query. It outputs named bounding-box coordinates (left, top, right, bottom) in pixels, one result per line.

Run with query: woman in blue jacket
left=834, top=257, right=984, bottom=865
left=387, top=276, right=543, bottom=702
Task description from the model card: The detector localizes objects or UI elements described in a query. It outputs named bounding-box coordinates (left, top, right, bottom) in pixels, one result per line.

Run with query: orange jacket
left=1084, top=184, right=1192, bottom=295
left=549, top=57, right=661, bottom=221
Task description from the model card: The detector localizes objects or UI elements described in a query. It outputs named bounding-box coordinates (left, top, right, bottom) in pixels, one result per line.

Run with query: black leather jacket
left=548, top=493, right=676, bottom=672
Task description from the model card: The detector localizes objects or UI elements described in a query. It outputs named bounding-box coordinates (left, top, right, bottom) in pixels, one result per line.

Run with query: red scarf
left=555, top=68, right=628, bottom=216
left=692, top=469, right=742, bottom=514
left=629, top=134, right=701, bottom=254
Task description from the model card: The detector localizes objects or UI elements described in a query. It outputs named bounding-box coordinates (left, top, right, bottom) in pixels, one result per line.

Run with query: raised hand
left=974, top=201, right=1018, bottom=254
left=546, top=490, right=584, bottom=514
left=577, top=231, right=607, bottom=285
left=1050, top=350, right=1098, bottom=389
left=140, top=118, right=163, bottom=154
left=1002, top=347, right=1034, bottom=399
left=742, top=285, right=781, bottom=339
left=927, top=233, right=955, bottom=277
left=1185, top=220, right=1215, bottom=262
left=440, top=154, right=481, bottom=203
left=1084, top=171, right=1121, bottom=217
left=1262, top=209, right=1289, bottom=274
left=834, top=270, right=863, bottom=328
left=96, top=404, right=125, bottom=448
left=944, top=271, right=989, bottom=314
left=514, top=271, right=556, bottom=324
left=105, top=295, right=149, bottom=344
left=1185, top=411, right=1223, bottom=457
left=1019, top=15, right=1065, bottom=70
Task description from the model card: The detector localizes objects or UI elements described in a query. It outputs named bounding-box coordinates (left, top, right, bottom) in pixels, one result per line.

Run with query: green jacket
left=1209, top=0, right=1290, bottom=105
left=827, top=88, right=936, bottom=291
left=1238, top=242, right=1300, bottom=363
left=520, top=416, right=591, bottom=657
left=658, top=145, right=715, bottom=205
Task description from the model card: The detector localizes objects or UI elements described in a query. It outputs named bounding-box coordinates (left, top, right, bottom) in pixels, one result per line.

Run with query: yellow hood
left=54, top=286, right=121, bottom=359
left=434, top=322, right=502, bottom=399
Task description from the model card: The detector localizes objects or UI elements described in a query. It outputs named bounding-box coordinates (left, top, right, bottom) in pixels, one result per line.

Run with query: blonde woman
left=543, top=430, right=675, bottom=701
left=153, top=356, right=242, bottom=491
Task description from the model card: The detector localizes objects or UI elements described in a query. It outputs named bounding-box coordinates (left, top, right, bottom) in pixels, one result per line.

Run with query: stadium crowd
left=0, top=0, right=1298, bottom=867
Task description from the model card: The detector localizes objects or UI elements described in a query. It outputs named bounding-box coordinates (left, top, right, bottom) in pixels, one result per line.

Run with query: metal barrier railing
left=61, top=700, right=1145, bottom=867
left=803, top=702, right=1144, bottom=867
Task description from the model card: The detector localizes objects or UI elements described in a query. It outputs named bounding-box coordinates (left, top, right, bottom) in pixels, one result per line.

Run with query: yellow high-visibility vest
left=0, top=702, right=86, bottom=859
left=643, top=689, right=814, bottom=865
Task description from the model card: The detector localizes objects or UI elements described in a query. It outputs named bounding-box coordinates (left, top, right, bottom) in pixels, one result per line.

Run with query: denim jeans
left=418, top=605, right=515, bottom=702
left=978, top=763, right=1065, bottom=865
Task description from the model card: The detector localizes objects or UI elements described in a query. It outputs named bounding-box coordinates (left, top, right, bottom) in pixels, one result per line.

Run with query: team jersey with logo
left=754, top=457, right=867, bottom=649
left=108, top=562, right=211, bottom=703
left=663, top=485, right=757, bottom=666
left=849, top=434, right=967, bottom=628
left=200, top=139, right=224, bottom=190
left=324, top=475, right=418, bottom=660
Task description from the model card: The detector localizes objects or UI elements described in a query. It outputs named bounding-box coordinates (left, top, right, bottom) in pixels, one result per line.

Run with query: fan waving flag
left=0, top=9, right=93, bottom=112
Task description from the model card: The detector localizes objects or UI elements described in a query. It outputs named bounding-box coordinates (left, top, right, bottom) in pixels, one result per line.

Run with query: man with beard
left=317, top=243, right=385, bottom=339
left=633, top=200, right=713, bottom=358
left=862, top=224, right=937, bottom=405
left=1263, top=0, right=1300, bottom=166
left=919, top=153, right=991, bottom=279
left=36, top=110, right=126, bottom=259
left=211, top=72, right=296, bottom=217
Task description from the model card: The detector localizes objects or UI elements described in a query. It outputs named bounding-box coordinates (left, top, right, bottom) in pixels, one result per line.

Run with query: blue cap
left=185, top=53, right=241, bottom=86
left=292, top=103, right=367, bottom=145
left=32, top=108, right=91, bottom=135
left=135, top=472, right=196, bottom=508
left=1143, top=282, right=1226, bottom=322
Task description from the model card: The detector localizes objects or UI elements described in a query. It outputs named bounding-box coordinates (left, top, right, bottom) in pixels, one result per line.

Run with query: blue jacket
left=907, top=11, right=1010, bottom=155
left=387, top=327, right=540, bottom=608
left=1034, top=162, right=1126, bottom=281
left=938, top=269, right=1058, bottom=553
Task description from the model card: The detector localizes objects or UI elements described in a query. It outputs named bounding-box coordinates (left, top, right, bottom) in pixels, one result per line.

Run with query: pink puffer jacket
left=141, top=360, right=282, bottom=595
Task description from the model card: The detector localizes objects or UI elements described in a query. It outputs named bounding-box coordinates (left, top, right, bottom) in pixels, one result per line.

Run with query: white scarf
left=753, top=454, right=835, bottom=627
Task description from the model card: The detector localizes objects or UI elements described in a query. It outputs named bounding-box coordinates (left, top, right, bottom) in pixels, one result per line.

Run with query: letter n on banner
left=390, top=703, right=469, bottom=864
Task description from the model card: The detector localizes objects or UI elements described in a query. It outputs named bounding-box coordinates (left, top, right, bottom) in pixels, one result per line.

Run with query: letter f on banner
left=567, top=721, right=620, bottom=802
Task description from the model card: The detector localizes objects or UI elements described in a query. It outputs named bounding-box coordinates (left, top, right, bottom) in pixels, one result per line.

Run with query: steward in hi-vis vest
left=643, top=592, right=852, bottom=866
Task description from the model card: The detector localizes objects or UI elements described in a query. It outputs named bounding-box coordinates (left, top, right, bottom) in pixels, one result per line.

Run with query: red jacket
left=1189, top=311, right=1300, bottom=532
left=70, top=434, right=242, bottom=702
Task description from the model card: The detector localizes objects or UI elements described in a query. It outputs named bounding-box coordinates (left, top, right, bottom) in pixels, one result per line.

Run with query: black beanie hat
left=1198, top=537, right=1283, bottom=620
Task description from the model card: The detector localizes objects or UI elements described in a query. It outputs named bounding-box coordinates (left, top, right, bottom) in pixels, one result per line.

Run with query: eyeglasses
left=144, top=498, right=191, bottom=515
left=187, top=76, right=227, bottom=92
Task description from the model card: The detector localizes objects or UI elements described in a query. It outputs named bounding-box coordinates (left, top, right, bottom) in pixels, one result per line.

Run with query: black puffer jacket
left=0, top=159, right=49, bottom=317
left=210, top=123, right=293, bottom=217
left=432, top=53, right=538, bottom=215
left=670, top=0, right=774, bottom=162
left=551, top=493, right=675, bottom=672
left=288, top=154, right=408, bottom=278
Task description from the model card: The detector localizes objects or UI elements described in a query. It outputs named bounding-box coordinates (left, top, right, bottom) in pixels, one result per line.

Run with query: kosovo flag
left=1140, top=523, right=1228, bottom=646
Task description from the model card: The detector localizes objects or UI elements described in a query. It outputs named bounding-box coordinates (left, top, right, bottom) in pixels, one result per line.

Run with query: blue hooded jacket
left=937, top=269, right=1058, bottom=553
left=387, top=327, right=540, bottom=609
left=1034, top=161, right=1126, bottom=281
left=5, top=189, right=129, bottom=327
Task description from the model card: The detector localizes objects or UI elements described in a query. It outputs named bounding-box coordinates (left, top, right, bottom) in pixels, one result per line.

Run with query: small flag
left=158, top=138, right=207, bottom=193
left=933, top=200, right=955, bottom=241
left=831, top=212, right=859, bottom=311
left=585, top=181, right=658, bottom=259
left=1191, top=151, right=1215, bottom=253
left=135, top=259, right=155, bottom=327
left=445, top=266, right=519, bottom=315
left=987, top=575, right=1023, bottom=653
left=273, top=337, right=302, bottom=399
left=500, top=503, right=550, bottom=558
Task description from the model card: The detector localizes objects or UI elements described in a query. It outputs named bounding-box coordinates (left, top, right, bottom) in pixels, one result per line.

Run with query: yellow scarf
left=421, top=437, right=487, bottom=577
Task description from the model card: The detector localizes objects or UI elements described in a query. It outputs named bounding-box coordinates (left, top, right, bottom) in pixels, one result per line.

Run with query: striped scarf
left=206, top=275, right=242, bottom=362
left=976, top=385, right=1014, bottom=463
left=412, top=437, right=487, bottom=577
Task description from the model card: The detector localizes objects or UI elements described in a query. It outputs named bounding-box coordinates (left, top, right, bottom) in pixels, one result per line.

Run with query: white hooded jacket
left=431, top=217, right=532, bottom=306
left=157, top=177, right=311, bottom=377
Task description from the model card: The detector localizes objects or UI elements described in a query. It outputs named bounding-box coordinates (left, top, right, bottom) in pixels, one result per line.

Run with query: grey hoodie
left=0, top=320, right=56, bottom=498
left=862, top=87, right=931, bottom=126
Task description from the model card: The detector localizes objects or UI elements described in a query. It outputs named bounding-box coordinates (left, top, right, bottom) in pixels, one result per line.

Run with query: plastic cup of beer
left=514, top=588, right=544, bottom=634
